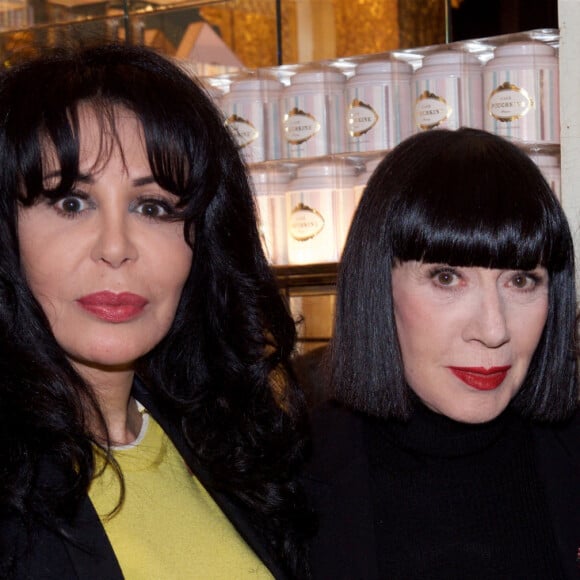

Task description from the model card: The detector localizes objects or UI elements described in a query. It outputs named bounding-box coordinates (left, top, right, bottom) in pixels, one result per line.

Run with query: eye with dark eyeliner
left=427, top=266, right=461, bottom=288
left=131, top=196, right=181, bottom=221
left=509, top=271, right=545, bottom=292
left=48, top=192, right=93, bottom=219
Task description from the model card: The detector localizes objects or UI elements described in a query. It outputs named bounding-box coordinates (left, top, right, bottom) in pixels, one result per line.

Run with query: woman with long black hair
left=0, top=43, right=311, bottom=579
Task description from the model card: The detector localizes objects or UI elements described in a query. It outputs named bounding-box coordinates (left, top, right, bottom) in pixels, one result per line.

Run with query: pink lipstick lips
left=77, top=291, right=148, bottom=323
left=448, top=366, right=511, bottom=391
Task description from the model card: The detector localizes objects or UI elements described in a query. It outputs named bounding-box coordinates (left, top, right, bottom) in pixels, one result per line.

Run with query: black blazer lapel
left=60, top=498, right=124, bottom=579
left=8, top=457, right=123, bottom=579
left=132, top=378, right=289, bottom=580
left=532, top=412, right=580, bottom=580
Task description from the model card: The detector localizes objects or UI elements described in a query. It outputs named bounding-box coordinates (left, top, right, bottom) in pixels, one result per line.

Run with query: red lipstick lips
left=77, top=291, right=148, bottom=323
left=448, top=366, right=511, bottom=391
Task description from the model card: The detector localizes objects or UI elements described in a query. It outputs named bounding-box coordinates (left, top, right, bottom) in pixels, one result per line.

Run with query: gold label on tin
left=415, top=90, right=452, bottom=130
left=225, top=114, right=259, bottom=148
left=348, top=98, right=379, bottom=137
left=283, top=108, right=321, bottom=144
left=289, top=202, right=325, bottom=241
left=488, top=82, right=533, bottom=122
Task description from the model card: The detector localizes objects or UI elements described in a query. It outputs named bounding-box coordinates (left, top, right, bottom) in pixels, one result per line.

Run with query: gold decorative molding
left=398, top=0, right=446, bottom=49
left=201, top=0, right=280, bottom=68
left=334, top=0, right=400, bottom=57
left=201, top=0, right=447, bottom=68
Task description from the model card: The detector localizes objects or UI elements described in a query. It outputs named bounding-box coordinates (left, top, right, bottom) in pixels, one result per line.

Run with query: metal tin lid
left=288, top=68, right=346, bottom=86
left=416, top=50, right=482, bottom=76
left=228, top=77, right=284, bottom=94
left=353, top=59, right=412, bottom=76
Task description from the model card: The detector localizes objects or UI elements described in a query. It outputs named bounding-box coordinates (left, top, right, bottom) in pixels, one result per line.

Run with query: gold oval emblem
left=283, top=108, right=321, bottom=145
left=289, top=202, right=325, bottom=241
left=487, top=82, right=533, bottom=122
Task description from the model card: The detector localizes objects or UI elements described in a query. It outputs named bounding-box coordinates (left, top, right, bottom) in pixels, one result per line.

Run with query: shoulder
left=304, top=400, right=372, bottom=484
left=0, top=454, right=121, bottom=579
left=0, top=512, right=76, bottom=579
left=530, top=406, right=580, bottom=492
left=531, top=406, right=580, bottom=461
left=530, top=408, right=580, bottom=579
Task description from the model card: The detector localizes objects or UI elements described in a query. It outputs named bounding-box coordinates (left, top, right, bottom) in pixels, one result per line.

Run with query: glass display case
left=275, top=263, right=337, bottom=354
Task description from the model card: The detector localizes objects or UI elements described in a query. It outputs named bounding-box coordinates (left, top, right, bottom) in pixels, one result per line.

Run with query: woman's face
left=18, top=106, right=193, bottom=377
left=391, top=261, right=549, bottom=423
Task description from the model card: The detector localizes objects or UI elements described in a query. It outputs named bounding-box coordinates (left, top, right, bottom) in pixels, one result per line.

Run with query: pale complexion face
left=391, top=261, right=549, bottom=423
left=18, top=106, right=193, bottom=384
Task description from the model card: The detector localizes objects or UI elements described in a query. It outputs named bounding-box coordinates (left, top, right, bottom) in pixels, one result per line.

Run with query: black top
left=304, top=402, right=580, bottom=580
left=366, top=404, right=562, bottom=578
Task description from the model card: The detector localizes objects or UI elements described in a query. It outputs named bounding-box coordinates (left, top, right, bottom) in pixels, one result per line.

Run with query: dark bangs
left=5, top=45, right=229, bottom=238
left=370, top=128, right=569, bottom=273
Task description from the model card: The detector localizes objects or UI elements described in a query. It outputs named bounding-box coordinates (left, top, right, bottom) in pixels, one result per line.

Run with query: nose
left=462, top=286, right=510, bottom=348
left=90, top=211, right=138, bottom=268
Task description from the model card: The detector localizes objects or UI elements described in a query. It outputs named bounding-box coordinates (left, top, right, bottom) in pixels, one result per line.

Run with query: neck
left=375, top=401, right=513, bottom=459
left=73, top=362, right=143, bottom=446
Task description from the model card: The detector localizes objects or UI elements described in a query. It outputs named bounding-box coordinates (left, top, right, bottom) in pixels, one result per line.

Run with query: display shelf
left=273, top=262, right=338, bottom=292
left=273, top=264, right=337, bottom=355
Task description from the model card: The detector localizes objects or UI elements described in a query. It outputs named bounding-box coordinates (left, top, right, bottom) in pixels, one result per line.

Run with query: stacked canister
left=212, top=30, right=561, bottom=266
left=483, top=40, right=559, bottom=144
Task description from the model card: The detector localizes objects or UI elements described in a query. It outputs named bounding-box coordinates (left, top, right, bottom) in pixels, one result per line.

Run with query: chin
left=443, top=403, right=509, bottom=424
left=69, top=348, right=146, bottom=373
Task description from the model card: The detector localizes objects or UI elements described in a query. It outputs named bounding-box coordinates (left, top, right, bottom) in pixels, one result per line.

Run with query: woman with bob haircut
left=0, top=43, right=311, bottom=578
left=306, top=128, right=580, bottom=579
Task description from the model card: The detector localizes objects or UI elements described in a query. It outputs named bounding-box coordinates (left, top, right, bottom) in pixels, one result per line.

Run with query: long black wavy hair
left=0, top=43, right=311, bottom=577
left=330, top=128, right=577, bottom=422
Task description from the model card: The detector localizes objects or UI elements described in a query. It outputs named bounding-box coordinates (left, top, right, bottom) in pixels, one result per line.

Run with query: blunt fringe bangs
left=331, top=128, right=577, bottom=423
left=386, top=128, right=569, bottom=272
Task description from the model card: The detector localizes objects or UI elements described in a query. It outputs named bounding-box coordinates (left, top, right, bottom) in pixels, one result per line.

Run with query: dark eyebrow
left=133, top=176, right=156, bottom=187
left=77, top=174, right=94, bottom=184
left=43, top=172, right=155, bottom=187
left=43, top=170, right=94, bottom=184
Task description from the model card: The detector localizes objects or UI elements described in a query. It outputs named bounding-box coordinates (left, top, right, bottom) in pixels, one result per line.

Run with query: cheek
left=18, top=208, right=61, bottom=284
left=394, top=299, right=443, bottom=361
left=156, top=238, right=193, bottom=296
left=512, top=299, right=549, bottom=356
left=19, top=236, right=58, bottom=299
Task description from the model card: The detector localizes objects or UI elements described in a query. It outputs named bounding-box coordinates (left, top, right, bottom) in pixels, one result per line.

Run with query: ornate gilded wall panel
left=201, top=0, right=447, bottom=68
left=397, top=0, right=446, bottom=48
left=334, top=0, right=400, bottom=58
left=201, top=0, right=280, bottom=68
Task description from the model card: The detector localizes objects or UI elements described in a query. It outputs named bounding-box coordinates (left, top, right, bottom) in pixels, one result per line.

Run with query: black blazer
left=2, top=379, right=288, bottom=579
left=305, top=403, right=580, bottom=580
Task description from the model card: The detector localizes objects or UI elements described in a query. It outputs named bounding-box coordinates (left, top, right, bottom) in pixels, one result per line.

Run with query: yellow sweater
left=88, top=412, right=274, bottom=579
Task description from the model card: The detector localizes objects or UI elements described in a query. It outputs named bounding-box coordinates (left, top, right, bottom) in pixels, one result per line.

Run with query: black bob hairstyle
left=330, top=128, right=577, bottom=422
left=0, top=44, right=309, bottom=576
